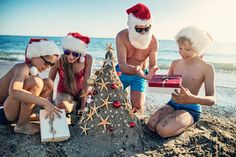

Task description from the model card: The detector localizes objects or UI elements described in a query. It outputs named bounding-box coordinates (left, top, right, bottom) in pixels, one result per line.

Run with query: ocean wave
left=0, top=51, right=235, bottom=72
left=0, top=51, right=25, bottom=61
left=157, top=62, right=236, bottom=72
left=211, top=62, right=236, bottom=71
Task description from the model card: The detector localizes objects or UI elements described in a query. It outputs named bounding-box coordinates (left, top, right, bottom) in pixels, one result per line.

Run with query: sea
left=0, top=35, right=236, bottom=108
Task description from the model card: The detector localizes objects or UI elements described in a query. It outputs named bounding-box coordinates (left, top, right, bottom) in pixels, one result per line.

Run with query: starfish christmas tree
left=78, top=44, right=143, bottom=147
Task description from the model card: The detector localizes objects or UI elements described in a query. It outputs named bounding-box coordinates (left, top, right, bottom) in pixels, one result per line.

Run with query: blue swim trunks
left=167, top=99, right=201, bottom=123
left=0, top=106, right=13, bottom=125
left=115, top=64, right=148, bottom=92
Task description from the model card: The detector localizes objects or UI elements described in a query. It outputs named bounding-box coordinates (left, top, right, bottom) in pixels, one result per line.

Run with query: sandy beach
left=0, top=61, right=235, bottom=157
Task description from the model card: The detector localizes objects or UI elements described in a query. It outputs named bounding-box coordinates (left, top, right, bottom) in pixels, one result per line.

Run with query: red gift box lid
left=148, top=74, right=182, bottom=88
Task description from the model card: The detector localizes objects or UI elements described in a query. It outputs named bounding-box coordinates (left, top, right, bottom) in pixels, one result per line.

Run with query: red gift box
left=148, top=75, right=182, bottom=94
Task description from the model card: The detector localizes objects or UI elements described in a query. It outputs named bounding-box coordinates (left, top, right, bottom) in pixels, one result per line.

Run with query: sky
left=0, top=0, right=236, bottom=42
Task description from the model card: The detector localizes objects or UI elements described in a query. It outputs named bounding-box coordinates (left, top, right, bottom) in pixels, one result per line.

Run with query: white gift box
left=40, top=109, right=70, bottom=142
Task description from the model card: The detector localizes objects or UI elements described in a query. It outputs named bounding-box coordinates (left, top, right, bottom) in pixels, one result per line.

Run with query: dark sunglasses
left=40, top=56, right=55, bottom=67
left=64, top=50, right=80, bottom=58
left=135, top=25, right=151, bottom=33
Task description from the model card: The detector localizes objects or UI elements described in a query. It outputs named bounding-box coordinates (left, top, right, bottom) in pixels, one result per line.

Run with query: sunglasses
left=135, top=25, right=151, bottom=33
left=64, top=50, right=80, bottom=58
left=40, top=56, right=55, bottom=67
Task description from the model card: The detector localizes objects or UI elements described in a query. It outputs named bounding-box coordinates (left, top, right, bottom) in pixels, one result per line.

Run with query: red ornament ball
left=129, top=122, right=136, bottom=128
left=111, top=83, right=117, bottom=89
left=117, top=72, right=122, bottom=76
left=113, top=101, right=121, bottom=108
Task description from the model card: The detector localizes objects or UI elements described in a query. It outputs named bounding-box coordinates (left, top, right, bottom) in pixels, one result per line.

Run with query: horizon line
left=0, top=34, right=235, bottom=43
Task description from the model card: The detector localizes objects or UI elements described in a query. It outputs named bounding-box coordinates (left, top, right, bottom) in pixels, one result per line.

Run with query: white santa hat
left=61, top=32, right=90, bottom=56
left=175, top=26, right=212, bottom=56
left=25, top=38, right=60, bottom=62
left=126, top=3, right=152, bottom=26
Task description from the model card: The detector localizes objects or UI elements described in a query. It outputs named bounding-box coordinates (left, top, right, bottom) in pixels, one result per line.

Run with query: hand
left=44, top=100, right=62, bottom=119
left=171, top=85, right=192, bottom=104
left=147, top=66, right=158, bottom=79
left=136, top=66, right=150, bottom=80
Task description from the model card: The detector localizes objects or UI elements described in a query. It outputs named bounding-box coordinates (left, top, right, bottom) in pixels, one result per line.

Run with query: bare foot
left=14, top=123, right=40, bottom=135
left=30, top=113, right=39, bottom=121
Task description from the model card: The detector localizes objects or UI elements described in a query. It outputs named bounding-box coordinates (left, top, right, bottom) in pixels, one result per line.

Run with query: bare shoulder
left=171, top=59, right=182, bottom=65
left=150, top=35, right=158, bottom=49
left=116, top=29, right=128, bottom=40
left=203, top=61, right=215, bottom=73
left=13, top=63, right=29, bottom=74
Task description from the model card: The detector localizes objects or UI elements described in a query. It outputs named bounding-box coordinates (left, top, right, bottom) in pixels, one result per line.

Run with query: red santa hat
left=25, top=38, right=60, bottom=63
left=126, top=3, right=152, bottom=26
left=175, top=26, right=212, bottom=56
left=61, top=32, right=90, bottom=55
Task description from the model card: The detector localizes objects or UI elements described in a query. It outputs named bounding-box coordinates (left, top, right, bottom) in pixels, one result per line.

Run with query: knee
left=147, top=120, right=156, bottom=132
left=156, top=123, right=170, bottom=138
left=26, top=77, right=44, bottom=91
left=43, top=79, right=54, bottom=91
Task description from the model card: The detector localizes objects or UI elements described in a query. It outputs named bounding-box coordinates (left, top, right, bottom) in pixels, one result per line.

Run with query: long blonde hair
left=61, top=54, right=77, bottom=95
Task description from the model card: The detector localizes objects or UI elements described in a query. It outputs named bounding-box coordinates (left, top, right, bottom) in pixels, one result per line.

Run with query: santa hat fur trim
left=26, top=39, right=60, bottom=60
left=128, top=13, right=152, bottom=26
left=176, top=26, right=212, bottom=55
left=61, top=33, right=90, bottom=55
left=126, top=3, right=152, bottom=26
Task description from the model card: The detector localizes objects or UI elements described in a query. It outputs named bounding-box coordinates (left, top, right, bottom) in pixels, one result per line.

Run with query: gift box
left=148, top=75, right=182, bottom=94
left=40, top=109, right=70, bottom=143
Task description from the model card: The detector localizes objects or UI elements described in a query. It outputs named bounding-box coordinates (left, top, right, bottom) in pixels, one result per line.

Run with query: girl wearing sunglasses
left=49, top=33, right=92, bottom=119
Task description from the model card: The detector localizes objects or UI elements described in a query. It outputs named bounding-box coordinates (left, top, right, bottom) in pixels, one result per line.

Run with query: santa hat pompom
left=176, top=26, right=212, bottom=56
left=61, top=32, right=90, bottom=56
left=25, top=38, right=60, bottom=62
left=126, top=3, right=152, bottom=26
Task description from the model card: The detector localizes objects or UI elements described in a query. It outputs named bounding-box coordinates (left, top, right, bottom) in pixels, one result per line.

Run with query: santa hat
left=126, top=3, right=152, bottom=26
left=175, top=26, right=212, bottom=55
left=61, top=32, right=90, bottom=55
left=25, top=38, right=60, bottom=63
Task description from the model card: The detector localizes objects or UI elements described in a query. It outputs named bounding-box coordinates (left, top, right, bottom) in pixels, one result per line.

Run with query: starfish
left=97, top=78, right=110, bottom=92
left=105, top=43, right=114, bottom=52
left=90, top=103, right=98, bottom=115
left=122, top=100, right=132, bottom=111
left=80, top=123, right=90, bottom=136
left=128, top=108, right=135, bottom=119
left=78, top=114, right=86, bottom=125
left=80, top=90, right=89, bottom=99
left=95, top=69, right=104, bottom=77
left=103, top=55, right=113, bottom=67
left=86, top=110, right=95, bottom=121
left=97, top=115, right=111, bottom=131
left=99, top=95, right=113, bottom=110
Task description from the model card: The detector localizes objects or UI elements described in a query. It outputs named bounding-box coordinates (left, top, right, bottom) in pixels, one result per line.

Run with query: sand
left=0, top=61, right=235, bottom=157
left=0, top=105, right=235, bottom=157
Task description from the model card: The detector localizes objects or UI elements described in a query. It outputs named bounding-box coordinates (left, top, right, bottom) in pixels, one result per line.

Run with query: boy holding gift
left=147, top=26, right=215, bottom=138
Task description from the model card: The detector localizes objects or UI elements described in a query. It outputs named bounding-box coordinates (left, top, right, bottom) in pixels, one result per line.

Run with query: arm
left=192, top=64, right=215, bottom=105
left=116, top=32, right=149, bottom=79
left=80, top=54, right=92, bottom=110
left=167, top=61, right=175, bottom=76
left=172, top=64, right=215, bottom=106
left=9, top=65, right=61, bottom=115
left=147, top=37, right=158, bottom=78
left=48, top=58, right=60, bottom=102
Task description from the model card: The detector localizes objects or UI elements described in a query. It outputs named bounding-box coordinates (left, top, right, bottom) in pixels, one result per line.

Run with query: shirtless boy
left=147, top=26, right=215, bottom=138
left=0, top=38, right=61, bottom=134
